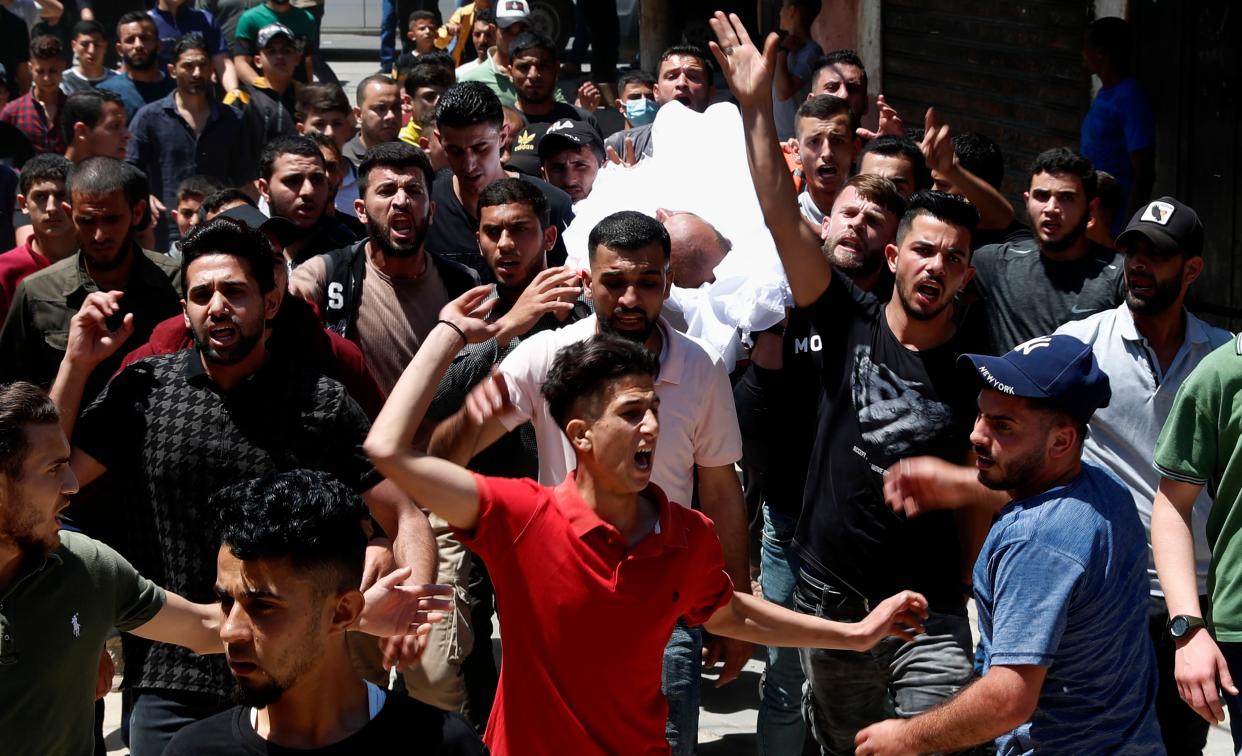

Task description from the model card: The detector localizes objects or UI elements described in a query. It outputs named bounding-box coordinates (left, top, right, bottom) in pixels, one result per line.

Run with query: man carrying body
left=0, top=156, right=181, bottom=401
left=1, top=35, right=67, bottom=155
left=62, top=90, right=130, bottom=163
left=258, top=135, right=357, bottom=266
left=97, top=12, right=175, bottom=121
left=343, top=74, right=402, bottom=167
left=604, top=45, right=714, bottom=163
left=48, top=216, right=436, bottom=754
left=709, top=16, right=992, bottom=752
left=425, top=82, right=573, bottom=281
left=367, top=294, right=930, bottom=755
left=59, top=19, right=118, bottom=93
left=163, top=469, right=481, bottom=755
left=432, top=211, right=752, bottom=754
left=127, top=35, right=257, bottom=251
left=856, top=335, right=1162, bottom=754
left=0, top=155, right=77, bottom=322
left=971, top=147, right=1125, bottom=354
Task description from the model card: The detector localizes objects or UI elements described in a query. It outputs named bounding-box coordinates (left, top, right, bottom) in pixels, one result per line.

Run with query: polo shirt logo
left=70, top=613, right=81, bottom=638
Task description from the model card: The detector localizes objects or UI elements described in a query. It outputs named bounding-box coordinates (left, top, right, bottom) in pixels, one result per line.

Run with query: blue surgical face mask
left=624, top=97, right=658, bottom=126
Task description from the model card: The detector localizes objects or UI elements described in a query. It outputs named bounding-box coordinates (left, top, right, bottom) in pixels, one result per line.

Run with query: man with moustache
left=709, top=13, right=993, bottom=751
left=97, top=11, right=175, bottom=121
left=291, top=141, right=479, bottom=393
left=48, top=217, right=437, bottom=754
left=0, top=156, right=180, bottom=402
left=127, top=35, right=256, bottom=251
left=970, top=147, right=1125, bottom=354
left=259, top=135, right=358, bottom=267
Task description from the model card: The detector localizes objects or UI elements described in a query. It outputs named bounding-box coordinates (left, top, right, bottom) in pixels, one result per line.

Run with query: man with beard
left=127, top=35, right=257, bottom=251
left=433, top=210, right=751, bottom=755
left=97, top=11, right=175, bottom=121
left=970, top=147, right=1125, bottom=354
left=290, top=141, right=478, bottom=393
left=604, top=45, right=714, bottom=164
left=259, top=135, right=357, bottom=266
left=0, top=156, right=180, bottom=402
left=794, top=94, right=859, bottom=230
left=739, top=173, right=906, bottom=755
left=426, top=82, right=573, bottom=282
left=709, top=13, right=993, bottom=752
left=857, top=335, right=1162, bottom=755
left=48, top=216, right=438, bottom=754
left=161, top=470, right=482, bottom=755
left=0, top=155, right=78, bottom=324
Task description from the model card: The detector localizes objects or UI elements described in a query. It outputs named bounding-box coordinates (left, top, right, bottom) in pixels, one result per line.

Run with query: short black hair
left=407, top=9, right=437, bottom=27
left=0, top=382, right=59, bottom=480
left=176, top=174, right=226, bottom=204
left=477, top=177, right=549, bottom=228
left=896, top=190, right=979, bottom=249
left=30, top=34, right=62, bottom=61
left=616, top=69, right=655, bottom=93
left=171, top=33, right=210, bottom=65
left=180, top=216, right=277, bottom=294
left=435, top=81, right=503, bottom=130
left=61, top=89, right=124, bottom=138
left=302, top=130, right=343, bottom=161
left=200, top=188, right=256, bottom=219
left=116, top=10, right=154, bottom=38
left=355, top=73, right=398, bottom=107
left=1086, top=16, right=1132, bottom=67
left=951, top=132, right=1005, bottom=189
left=404, top=62, right=453, bottom=98
left=71, top=19, right=106, bottom=39
left=795, top=94, right=859, bottom=133
left=812, top=49, right=868, bottom=92
left=659, top=44, right=711, bottom=74
left=475, top=7, right=495, bottom=25
left=860, top=135, right=931, bottom=190
left=587, top=210, right=671, bottom=263
left=19, top=153, right=71, bottom=196
left=357, top=141, right=436, bottom=196
left=215, top=469, right=368, bottom=596
left=259, top=134, right=325, bottom=181
left=541, top=335, right=660, bottom=430
left=297, top=83, right=352, bottom=120
left=67, top=156, right=148, bottom=208
left=509, top=31, right=556, bottom=60
left=1029, top=147, right=1098, bottom=200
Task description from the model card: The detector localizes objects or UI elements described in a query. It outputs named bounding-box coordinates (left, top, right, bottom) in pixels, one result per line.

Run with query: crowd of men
left=3, top=0, right=1241, bottom=754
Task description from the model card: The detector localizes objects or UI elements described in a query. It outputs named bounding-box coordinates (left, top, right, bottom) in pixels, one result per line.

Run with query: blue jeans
left=128, top=689, right=229, bottom=756
left=796, top=572, right=977, bottom=756
left=757, top=505, right=807, bottom=755
left=662, top=620, right=703, bottom=756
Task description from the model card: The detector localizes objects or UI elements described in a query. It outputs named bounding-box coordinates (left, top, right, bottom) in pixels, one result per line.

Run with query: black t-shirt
left=164, top=692, right=485, bottom=755
left=0, top=7, right=29, bottom=92
left=970, top=240, right=1126, bottom=355
left=425, top=172, right=573, bottom=282
left=507, top=103, right=603, bottom=175
left=971, top=219, right=1034, bottom=250
left=794, top=271, right=980, bottom=610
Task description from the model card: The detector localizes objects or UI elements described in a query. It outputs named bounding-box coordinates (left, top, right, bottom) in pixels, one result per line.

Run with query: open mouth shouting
left=912, top=278, right=943, bottom=308
left=207, top=320, right=241, bottom=350
left=1126, top=273, right=1156, bottom=299
left=634, top=446, right=654, bottom=473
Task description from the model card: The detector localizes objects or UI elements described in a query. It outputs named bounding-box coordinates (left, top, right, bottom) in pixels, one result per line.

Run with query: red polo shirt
left=458, top=473, right=734, bottom=756
left=0, top=242, right=51, bottom=328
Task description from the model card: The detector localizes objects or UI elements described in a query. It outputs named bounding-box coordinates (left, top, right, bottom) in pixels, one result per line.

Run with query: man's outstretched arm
left=366, top=287, right=504, bottom=531
left=708, top=11, right=832, bottom=307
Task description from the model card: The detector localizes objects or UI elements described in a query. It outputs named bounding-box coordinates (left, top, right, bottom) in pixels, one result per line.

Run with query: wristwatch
left=1167, top=614, right=1206, bottom=640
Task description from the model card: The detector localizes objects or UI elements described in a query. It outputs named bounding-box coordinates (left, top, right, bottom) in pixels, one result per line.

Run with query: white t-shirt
left=497, top=315, right=743, bottom=507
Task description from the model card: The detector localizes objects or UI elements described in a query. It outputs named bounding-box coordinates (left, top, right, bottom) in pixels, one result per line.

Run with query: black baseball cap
left=537, top=119, right=605, bottom=162
left=1116, top=196, right=1204, bottom=257
left=219, top=204, right=299, bottom=247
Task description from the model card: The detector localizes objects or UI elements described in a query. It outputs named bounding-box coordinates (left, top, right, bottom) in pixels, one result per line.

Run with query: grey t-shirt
left=60, top=67, right=119, bottom=94
left=970, top=240, right=1126, bottom=355
left=604, top=122, right=654, bottom=163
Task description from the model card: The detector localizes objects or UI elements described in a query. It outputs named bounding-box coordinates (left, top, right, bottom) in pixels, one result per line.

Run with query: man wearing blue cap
left=858, top=334, right=1162, bottom=754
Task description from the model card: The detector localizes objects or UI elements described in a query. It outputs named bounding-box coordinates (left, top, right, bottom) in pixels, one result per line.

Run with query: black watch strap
left=1168, top=614, right=1206, bottom=639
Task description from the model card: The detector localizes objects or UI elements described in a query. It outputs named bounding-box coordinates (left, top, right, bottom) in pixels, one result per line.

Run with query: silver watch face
left=1171, top=616, right=1191, bottom=637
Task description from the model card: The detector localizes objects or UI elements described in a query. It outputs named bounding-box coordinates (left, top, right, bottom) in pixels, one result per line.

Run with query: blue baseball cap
left=958, top=335, right=1111, bottom=424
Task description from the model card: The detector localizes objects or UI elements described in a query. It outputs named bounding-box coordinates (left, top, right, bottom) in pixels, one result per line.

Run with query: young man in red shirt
left=366, top=286, right=930, bottom=756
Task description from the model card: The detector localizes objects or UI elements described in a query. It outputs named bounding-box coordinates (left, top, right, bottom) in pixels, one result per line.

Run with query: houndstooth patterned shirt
left=75, top=348, right=382, bottom=697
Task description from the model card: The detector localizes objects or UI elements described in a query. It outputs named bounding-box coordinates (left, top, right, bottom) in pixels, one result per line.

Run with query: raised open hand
left=437, top=285, right=502, bottom=345
left=856, top=94, right=906, bottom=141
left=920, top=107, right=956, bottom=176
left=707, top=11, right=779, bottom=109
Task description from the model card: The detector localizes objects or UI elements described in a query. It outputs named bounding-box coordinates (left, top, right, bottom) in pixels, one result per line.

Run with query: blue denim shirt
left=148, top=5, right=229, bottom=69
left=974, top=462, right=1163, bottom=754
left=125, top=91, right=257, bottom=250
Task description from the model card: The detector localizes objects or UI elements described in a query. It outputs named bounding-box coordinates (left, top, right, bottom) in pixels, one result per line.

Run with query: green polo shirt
left=0, top=530, right=165, bottom=756
left=1155, top=335, right=1242, bottom=639
left=0, top=246, right=182, bottom=401
left=458, top=50, right=567, bottom=109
